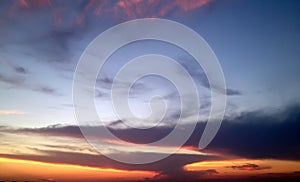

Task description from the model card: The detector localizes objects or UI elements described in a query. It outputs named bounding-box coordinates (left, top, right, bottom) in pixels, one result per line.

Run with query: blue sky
left=0, top=0, right=299, bottom=128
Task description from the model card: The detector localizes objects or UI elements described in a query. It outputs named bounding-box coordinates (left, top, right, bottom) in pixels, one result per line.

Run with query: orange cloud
left=12, top=0, right=213, bottom=28
left=184, top=159, right=300, bottom=178
left=0, top=110, right=26, bottom=115
left=15, top=0, right=51, bottom=9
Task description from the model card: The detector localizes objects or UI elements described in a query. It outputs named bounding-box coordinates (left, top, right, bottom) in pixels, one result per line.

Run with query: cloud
left=0, top=1, right=88, bottom=73
left=0, top=0, right=213, bottom=62
left=0, top=105, right=300, bottom=169
left=110, top=0, right=212, bottom=20
left=151, top=168, right=218, bottom=181
left=0, top=73, right=62, bottom=96
left=0, top=56, right=28, bottom=74
left=3, top=0, right=213, bottom=23
left=95, top=75, right=150, bottom=99
left=226, top=163, right=271, bottom=171
left=12, top=124, right=84, bottom=138
left=178, top=57, right=242, bottom=96
left=2, top=103, right=300, bottom=160
left=226, top=88, right=242, bottom=96
left=0, top=73, right=23, bottom=85
left=14, top=66, right=27, bottom=74
left=1, top=103, right=300, bottom=181
left=33, top=86, right=61, bottom=95
left=0, top=110, right=26, bottom=115
left=206, top=104, right=300, bottom=160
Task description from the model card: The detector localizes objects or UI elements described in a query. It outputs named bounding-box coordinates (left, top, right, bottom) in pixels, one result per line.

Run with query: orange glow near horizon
left=0, top=157, right=156, bottom=181
left=185, top=159, right=300, bottom=178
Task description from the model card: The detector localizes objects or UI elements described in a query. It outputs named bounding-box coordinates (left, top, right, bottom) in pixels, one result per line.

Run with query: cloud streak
left=178, top=57, right=242, bottom=96
left=0, top=73, right=62, bottom=96
left=0, top=110, right=26, bottom=115
left=226, top=163, right=271, bottom=171
left=0, top=56, right=28, bottom=74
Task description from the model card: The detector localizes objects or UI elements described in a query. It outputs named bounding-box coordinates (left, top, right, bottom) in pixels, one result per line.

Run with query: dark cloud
left=0, top=105, right=299, bottom=182
left=1, top=104, right=300, bottom=181
left=226, top=163, right=271, bottom=171
left=5, top=122, right=174, bottom=145
left=0, top=149, right=218, bottom=181
left=97, top=76, right=113, bottom=86
left=13, top=124, right=84, bottom=138
left=110, top=104, right=300, bottom=160
left=14, top=66, right=27, bottom=74
left=213, top=85, right=242, bottom=96
left=226, top=88, right=242, bottom=96
left=94, top=76, right=113, bottom=98
left=109, top=125, right=174, bottom=144
left=3, top=103, right=300, bottom=160
left=206, top=104, right=300, bottom=160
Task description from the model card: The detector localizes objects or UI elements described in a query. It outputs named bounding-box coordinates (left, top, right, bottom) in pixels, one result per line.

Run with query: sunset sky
left=1, top=0, right=300, bottom=181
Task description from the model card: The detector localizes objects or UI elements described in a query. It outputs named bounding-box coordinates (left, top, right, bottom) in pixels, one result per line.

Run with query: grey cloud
left=226, top=88, right=242, bottom=96
left=178, top=57, right=242, bottom=96
left=226, top=163, right=271, bottom=171
left=95, top=75, right=152, bottom=99
left=205, top=104, right=300, bottom=160
left=33, top=86, right=61, bottom=95
left=0, top=73, right=23, bottom=85
left=0, top=73, right=62, bottom=96
left=0, top=56, right=28, bottom=74
left=14, top=66, right=27, bottom=74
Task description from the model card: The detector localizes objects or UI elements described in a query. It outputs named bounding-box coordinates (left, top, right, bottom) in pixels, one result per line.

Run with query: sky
left=0, top=0, right=300, bottom=181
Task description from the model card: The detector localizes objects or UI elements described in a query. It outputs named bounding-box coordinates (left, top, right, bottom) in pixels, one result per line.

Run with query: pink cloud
left=0, top=110, right=27, bottom=115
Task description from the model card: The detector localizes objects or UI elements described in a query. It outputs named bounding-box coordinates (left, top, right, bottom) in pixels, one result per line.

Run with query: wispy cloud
left=7, top=0, right=212, bottom=23
left=178, top=57, right=242, bottom=96
left=0, top=56, right=28, bottom=74
left=0, top=73, right=62, bottom=96
left=0, top=110, right=26, bottom=115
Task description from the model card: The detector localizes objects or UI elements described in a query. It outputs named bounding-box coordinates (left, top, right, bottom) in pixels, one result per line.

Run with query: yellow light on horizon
left=0, top=157, right=156, bottom=181
left=184, top=159, right=300, bottom=177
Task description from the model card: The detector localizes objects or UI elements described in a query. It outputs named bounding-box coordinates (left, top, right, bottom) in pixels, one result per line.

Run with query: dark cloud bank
left=9, top=103, right=299, bottom=160
left=1, top=104, right=300, bottom=181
